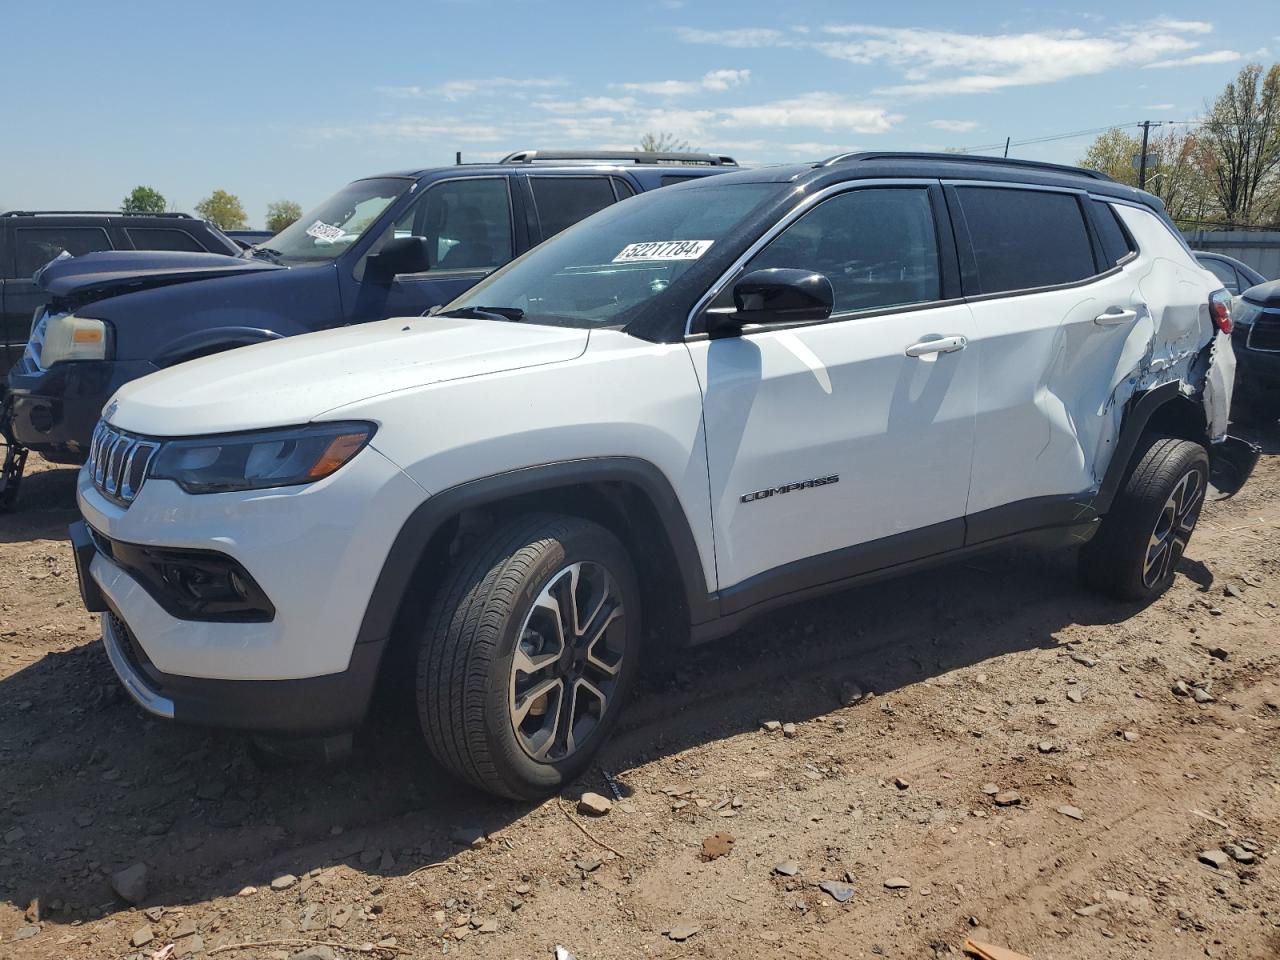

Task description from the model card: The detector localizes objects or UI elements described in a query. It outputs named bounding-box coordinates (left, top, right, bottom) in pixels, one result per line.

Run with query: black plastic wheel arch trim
left=1093, top=380, right=1183, bottom=515
left=353, top=457, right=718, bottom=648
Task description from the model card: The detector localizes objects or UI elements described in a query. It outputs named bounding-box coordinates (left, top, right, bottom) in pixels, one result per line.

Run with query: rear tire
left=1080, top=435, right=1209, bottom=602
left=416, top=513, right=640, bottom=799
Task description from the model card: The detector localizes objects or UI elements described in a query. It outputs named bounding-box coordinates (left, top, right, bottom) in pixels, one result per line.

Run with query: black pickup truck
left=1, top=211, right=239, bottom=376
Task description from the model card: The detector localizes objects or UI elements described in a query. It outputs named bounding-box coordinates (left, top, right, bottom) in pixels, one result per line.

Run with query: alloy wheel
left=508, top=562, right=626, bottom=762
left=1142, top=467, right=1205, bottom=589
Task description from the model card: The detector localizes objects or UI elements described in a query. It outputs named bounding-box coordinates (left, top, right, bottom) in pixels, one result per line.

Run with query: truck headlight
left=149, top=422, right=376, bottom=494
left=39, top=313, right=110, bottom=365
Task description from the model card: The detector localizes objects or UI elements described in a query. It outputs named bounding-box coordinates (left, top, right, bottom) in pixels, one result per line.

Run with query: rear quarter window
left=956, top=187, right=1097, bottom=294
left=125, top=227, right=208, bottom=253
left=1090, top=200, right=1137, bottom=267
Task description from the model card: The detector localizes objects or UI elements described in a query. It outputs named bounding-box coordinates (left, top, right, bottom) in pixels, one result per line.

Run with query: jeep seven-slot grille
left=88, top=421, right=160, bottom=504
left=1246, top=310, right=1280, bottom=353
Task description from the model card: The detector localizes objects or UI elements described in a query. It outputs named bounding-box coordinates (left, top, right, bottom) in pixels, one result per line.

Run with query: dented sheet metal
left=1202, top=331, right=1235, bottom=440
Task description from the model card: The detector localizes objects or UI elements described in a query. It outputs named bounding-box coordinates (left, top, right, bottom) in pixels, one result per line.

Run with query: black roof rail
left=500, top=149, right=737, bottom=167
left=818, top=151, right=1115, bottom=182
left=0, top=210, right=195, bottom=218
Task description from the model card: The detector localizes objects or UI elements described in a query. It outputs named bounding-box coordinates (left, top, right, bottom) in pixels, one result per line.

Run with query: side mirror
left=366, top=236, right=431, bottom=283
left=705, top=268, right=834, bottom=334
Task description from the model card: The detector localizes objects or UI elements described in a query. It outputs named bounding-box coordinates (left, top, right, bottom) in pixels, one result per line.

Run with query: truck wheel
left=1080, top=435, right=1209, bottom=602
left=416, top=514, right=640, bottom=799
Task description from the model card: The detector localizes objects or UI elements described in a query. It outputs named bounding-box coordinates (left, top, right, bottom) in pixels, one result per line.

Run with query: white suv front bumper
left=76, top=443, right=426, bottom=686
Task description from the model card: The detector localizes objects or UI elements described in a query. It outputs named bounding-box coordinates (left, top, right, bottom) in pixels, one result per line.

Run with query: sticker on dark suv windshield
left=612, top=240, right=713, bottom=263
left=305, top=220, right=345, bottom=243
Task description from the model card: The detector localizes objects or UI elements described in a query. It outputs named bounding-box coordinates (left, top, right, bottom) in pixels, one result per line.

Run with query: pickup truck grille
left=88, top=421, right=160, bottom=505
left=1246, top=310, right=1280, bottom=353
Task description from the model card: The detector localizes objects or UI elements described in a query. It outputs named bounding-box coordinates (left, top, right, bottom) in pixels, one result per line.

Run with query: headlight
left=39, top=313, right=110, bottom=365
left=149, top=421, right=375, bottom=494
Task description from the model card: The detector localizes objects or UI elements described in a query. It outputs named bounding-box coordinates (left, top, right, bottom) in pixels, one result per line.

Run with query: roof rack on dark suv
left=1, top=210, right=196, bottom=218
left=819, top=151, right=1116, bottom=182
left=500, top=149, right=737, bottom=166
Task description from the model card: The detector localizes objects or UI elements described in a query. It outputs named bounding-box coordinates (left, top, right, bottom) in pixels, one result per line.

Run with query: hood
left=106, top=315, right=590, bottom=436
left=1242, top=278, right=1280, bottom=306
left=37, top=249, right=283, bottom=305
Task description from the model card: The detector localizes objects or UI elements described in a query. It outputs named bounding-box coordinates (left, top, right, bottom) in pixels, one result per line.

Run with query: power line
left=957, top=118, right=1206, bottom=156
left=959, top=122, right=1146, bottom=153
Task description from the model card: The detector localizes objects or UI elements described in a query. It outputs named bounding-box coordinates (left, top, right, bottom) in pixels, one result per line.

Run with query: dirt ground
left=2, top=429, right=1278, bottom=960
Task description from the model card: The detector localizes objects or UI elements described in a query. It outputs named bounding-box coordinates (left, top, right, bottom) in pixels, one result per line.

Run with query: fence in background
left=1183, top=230, right=1280, bottom=280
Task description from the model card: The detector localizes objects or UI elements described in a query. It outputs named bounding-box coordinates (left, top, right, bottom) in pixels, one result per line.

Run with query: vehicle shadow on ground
left=0, top=539, right=1162, bottom=930
left=0, top=464, right=78, bottom=545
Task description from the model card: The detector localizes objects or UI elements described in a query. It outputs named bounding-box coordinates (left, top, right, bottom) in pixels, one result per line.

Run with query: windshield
left=443, top=182, right=780, bottom=328
left=260, top=177, right=412, bottom=263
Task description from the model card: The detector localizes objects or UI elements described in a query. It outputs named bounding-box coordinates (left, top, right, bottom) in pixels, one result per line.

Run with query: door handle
left=1094, top=307, right=1138, bottom=326
left=905, top=335, right=967, bottom=357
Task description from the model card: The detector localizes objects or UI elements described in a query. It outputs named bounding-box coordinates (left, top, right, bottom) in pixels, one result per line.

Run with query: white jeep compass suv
left=73, top=153, right=1258, bottom=799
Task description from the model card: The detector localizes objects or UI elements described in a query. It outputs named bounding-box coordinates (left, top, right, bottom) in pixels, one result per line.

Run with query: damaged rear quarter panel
left=967, top=201, right=1224, bottom=517
left=1109, top=205, right=1230, bottom=449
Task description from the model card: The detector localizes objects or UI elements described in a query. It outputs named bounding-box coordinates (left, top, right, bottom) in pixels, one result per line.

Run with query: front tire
left=416, top=514, right=640, bottom=799
left=1080, top=435, right=1209, bottom=602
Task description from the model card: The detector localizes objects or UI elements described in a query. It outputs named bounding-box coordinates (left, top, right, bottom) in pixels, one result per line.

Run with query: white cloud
left=1150, top=18, right=1214, bottom=34
left=680, top=18, right=1226, bottom=97
left=929, top=119, right=979, bottom=132
left=1142, top=103, right=1176, bottom=111
left=316, top=118, right=507, bottom=142
left=783, top=142, right=855, bottom=155
left=675, top=26, right=788, bottom=48
left=1143, top=49, right=1242, bottom=69
left=721, top=94, right=898, bottom=133
left=376, top=77, right=566, bottom=101
left=534, top=96, right=640, bottom=114
left=619, top=69, right=749, bottom=96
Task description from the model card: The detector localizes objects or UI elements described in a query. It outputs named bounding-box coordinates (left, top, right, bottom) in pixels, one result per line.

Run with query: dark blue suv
left=1, top=150, right=736, bottom=505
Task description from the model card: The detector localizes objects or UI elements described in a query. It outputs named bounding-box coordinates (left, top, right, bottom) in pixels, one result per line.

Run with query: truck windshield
left=441, top=182, right=780, bottom=329
left=262, top=177, right=412, bottom=263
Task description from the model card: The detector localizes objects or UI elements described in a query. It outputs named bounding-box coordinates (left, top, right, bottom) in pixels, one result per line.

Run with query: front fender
left=154, top=327, right=283, bottom=368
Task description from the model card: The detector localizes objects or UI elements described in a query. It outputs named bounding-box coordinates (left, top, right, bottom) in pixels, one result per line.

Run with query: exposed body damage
left=1085, top=204, right=1244, bottom=493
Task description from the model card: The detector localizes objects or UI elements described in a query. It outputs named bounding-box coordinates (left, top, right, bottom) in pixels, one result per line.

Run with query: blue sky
left=2, top=1, right=1275, bottom=227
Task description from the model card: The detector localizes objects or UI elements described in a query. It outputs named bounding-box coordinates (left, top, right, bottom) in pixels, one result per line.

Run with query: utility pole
left=1138, top=120, right=1155, bottom=189
left=1003, top=137, right=1010, bottom=158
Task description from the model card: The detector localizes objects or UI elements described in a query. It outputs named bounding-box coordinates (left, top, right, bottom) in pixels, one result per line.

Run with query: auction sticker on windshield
left=305, top=220, right=346, bottom=243
left=612, top=240, right=713, bottom=263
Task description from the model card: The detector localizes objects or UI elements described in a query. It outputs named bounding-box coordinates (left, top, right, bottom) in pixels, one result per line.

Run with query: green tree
left=265, top=200, right=302, bottom=234
left=121, top=185, right=167, bottom=214
left=1080, top=126, right=1215, bottom=225
left=1198, top=63, right=1280, bottom=224
left=195, top=189, right=248, bottom=230
left=639, top=131, right=691, bottom=153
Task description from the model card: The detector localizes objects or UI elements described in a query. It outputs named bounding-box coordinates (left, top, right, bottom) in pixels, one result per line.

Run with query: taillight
left=1209, top=290, right=1233, bottom=335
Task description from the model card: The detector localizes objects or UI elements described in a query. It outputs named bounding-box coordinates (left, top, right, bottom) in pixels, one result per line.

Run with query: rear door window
left=14, top=226, right=113, bottom=276
left=530, top=177, right=618, bottom=239
left=956, top=187, right=1096, bottom=294
left=125, top=227, right=207, bottom=253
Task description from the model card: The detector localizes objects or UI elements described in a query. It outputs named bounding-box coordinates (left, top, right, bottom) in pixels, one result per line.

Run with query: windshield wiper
left=248, top=246, right=284, bottom=263
left=432, top=305, right=526, bottom=323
